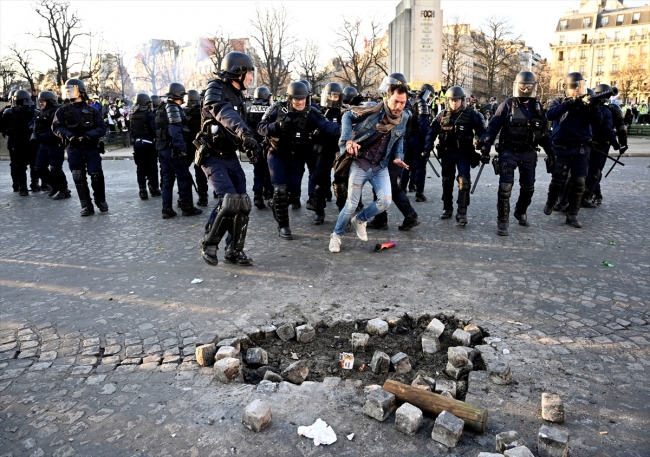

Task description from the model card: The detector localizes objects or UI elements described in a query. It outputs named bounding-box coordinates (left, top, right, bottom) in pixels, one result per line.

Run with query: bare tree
left=110, top=44, right=132, bottom=100
left=206, top=28, right=233, bottom=73
left=296, top=41, right=328, bottom=93
left=532, top=58, right=554, bottom=104
left=442, top=17, right=470, bottom=88
left=79, top=31, right=106, bottom=95
left=250, top=4, right=295, bottom=95
left=158, top=40, right=182, bottom=90
left=136, top=40, right=162, bottom=95
left=7, top=44, right=37, bottom=93
left=612, top=55, right=649, bottom=104
left=0, top=57, right=17, bottom=96
left=333, top=18, right=387, bottom=93
left=471, top=16, right=522, bottom=99
left=33, top=0, right=87, bottom=85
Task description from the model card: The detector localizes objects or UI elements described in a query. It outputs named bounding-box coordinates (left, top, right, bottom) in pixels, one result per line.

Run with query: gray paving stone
left=366, top=318, right=389, bottom=336
left=395, top=402, right=422, bottom=436
left=363, top=389, right=395, bottom=421
left=242, top=399, right=272, bottom=432
left=431, top=410, right=464, bottom=447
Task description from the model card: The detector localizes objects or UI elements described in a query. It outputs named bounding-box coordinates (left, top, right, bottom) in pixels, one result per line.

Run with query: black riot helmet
left=151, top=95, right=161, bottom=108
left=563, top=72, right=587, bottom=97
left=342, top=86, right=359, bottom=104
left=184, top=89, right=200, bottom=107
left=199, top=89, right=206, bottom=100
left=37, top=91, right=58, bottom=108
left=286, top=81, right=309, bottom=112
left=13, top=90, right=34, bottom=107
left=135, top=93, right=152, bottom=111
left=61, top=78, right=87, bottom=101
left=418, top=83, right=435, bottom=100
left=253, top=86, right=271, bottom=102
left=445, top=86, right=466, bottom=111
left=166, top=82, right=187, bottom=101
left=378, top=72, right=408, bottom=95
left=219, top=51, right=254, bottom=89
left=513, top=71, right=538, bottom=99
left=321, top=82, right=343, bottom=109
left=298, top=79, right=312, bottom=95
left=593, top=83, right=612, bottom=98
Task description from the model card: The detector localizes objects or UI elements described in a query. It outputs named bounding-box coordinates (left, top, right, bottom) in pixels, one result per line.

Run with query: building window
left=580, top=49, right=587, bottom=59
left=582, top=34, right=588, bottom=44
left=580, top=65, right=586, bottom=73
left=616, top=15, right=624, bottom=26
left=613, top=47, right=619, bottom=57
left=632, top=12, right=640, bottom=24
left=583, top=18, right=592, bottom=28
left=558, top=51, right=564, bottom=61
left=596, top=65, right=603, bottom=75
left=569, top=49, right=575, bottom=59
left=614, top=31, right=621, bottom=42
left=612, top=64, right=618, bottom=72
left=560, top=20, right=568, bottom=30
left=559, top=35, right=565, bottom=45
left=601, top=16, right=609, bottom=26
left=569, top=65, right=574, bottom=73
left=598, top=49, right=604, bottom=58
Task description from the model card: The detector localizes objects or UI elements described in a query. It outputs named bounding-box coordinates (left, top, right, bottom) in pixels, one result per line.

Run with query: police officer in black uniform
left=32, top=91, right=70, bottom=200
left=198, top=51, right=260, bottom=266
left=1, top=90, right=40, bottom=196
left=401, top=83, right=434, bottom=202
left=479, top=72, right=553, bottom=236
left=257, top=81, right=340, bottom=239
left=543, top=72, right=603, bottom=228
left=151, top=95, right=161, bottom=110
left=130, top=93, right=160, bottom=199
left=155, top=83, right=202, bottom=219
left=342, top=86, right=363, bottom=107
left=297, top=79, right=319, bottom=211
left=52, top=79, right=108, bottom=216
left=245, top=86, right=273, bottom=209
left=583, top=84, right=626, bottom=207
left=183, top=89, right=209, bottom=207
left=430, top=86, right=486, bottom=226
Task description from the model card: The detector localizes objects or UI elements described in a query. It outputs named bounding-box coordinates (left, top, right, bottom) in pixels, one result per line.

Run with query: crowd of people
left=0, top=51, right=628, bottom=266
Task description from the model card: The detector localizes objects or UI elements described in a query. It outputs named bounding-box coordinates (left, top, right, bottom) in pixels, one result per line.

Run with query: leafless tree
left=7, top=44, right=37, bottom=93
left=157, top=40, right=182, bottom=90
left=471, top=16, right=522, bottom=99
left=206, top=28, right=233, bottom=73
left=612, top=55, right=649, bottom=104
left=111, top=44, right=131, bottom=100
left=33, top=0, right=87, bottom=85
left=532, top=58, right=554, bottom=104
left=80, top=31, right=107, bottom=94
left=136, top=40, right=162, bottom=95
left=296, top=41, right=329, bottom=93
left=333, top=18, right=387, bottom=93
left=250, top=3, right=295, bottom=95
left=0, top=57, right=17, bottom=96
left=442, top=17, right=470, bottom=88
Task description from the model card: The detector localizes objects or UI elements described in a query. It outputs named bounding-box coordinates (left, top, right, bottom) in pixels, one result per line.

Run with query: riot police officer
left=583, top=84, right=626, bottom=207
left=130, top=93, right=160, bottom=199
left=53, top=79, right=108, bottom=215
left=257, top=81, right=340, bottom=240
left=32, top=91, right=70, bottom=200
left=342, top=86, right=363, bottom=106
left=151, top=95, right=161, bottom=110
left=401, top=83, right=434, bottom=201
left=429, top=86, right=486, bottom=225
left=543, top=72, right=603, bottom=228
left=155, top=83, right=202, bottom=219
left=183, top=89, right=209, bottom=206
left=479, top=72, right=553, bottom=236
left=298, top=79, right=318, bottom=210
left=198, top=51, right=260, bottom=266
left=1, top=90, right=39, bottom=196
left=245, top=86, right=273, bottom=209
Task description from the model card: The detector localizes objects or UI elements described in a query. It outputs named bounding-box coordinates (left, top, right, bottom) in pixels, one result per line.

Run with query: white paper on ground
left=297, top=418, right=337, bottom=446
left=191, top=278, right=203, bottom=284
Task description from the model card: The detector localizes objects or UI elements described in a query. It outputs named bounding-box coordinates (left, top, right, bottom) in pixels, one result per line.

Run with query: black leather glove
left=69, top=136, right=82, bottom=147
left=171, top=147, right=186, bottom=160
left=480, top=153, right=490, bottom=165
left=242, top=135, right=260, bottom=164
left=421, top=150, right=431, bottom=159
left=611, top=140, right=620, bottom=150
left=278, top=117, right=293, bottom=132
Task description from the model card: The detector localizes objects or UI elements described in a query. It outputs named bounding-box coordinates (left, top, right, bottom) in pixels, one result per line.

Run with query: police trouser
left=68, top=147, right=105, bottom=204
left=400, top=143, right=427, bottom=193
left=35, top=143, right=68, bottom=192
left=547, top=146, right=590, bottom=216
left=7, top=138, right=29, bottom=190
left=312, top=148, right=344, bottom=215
left=586, top=143, right=609, bottom=194
left=497, top=149, right=537, bottom=222
left=185, top=145, right=208, bottom=196
left=252, top=156, right=272, bottom=196
left=440, top=151, right=471, bottom=212
left=158, top=147, right=193, bottom=209
left=133, top=140, right=159, bottom=188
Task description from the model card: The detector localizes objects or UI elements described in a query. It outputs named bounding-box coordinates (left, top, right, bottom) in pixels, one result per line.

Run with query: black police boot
left=565, top=177, right=585, bottom=228
left=19, top=187, right=29, bottom=196
left=440, top=176, right=454, bottom=219
left=73, top=170, right=93, bottom=216
left=90, top=172, right=108, bottom=212
left=224, top=247, right=253, bottom=266
left=30, top=180, right=41, bottom=192
left=497, top=182, right=512, bottom=236
left=314, top=213, right=325, bottom=225
left=367, top=211, right=388, bottom=230
left=408, top=183, right=416, bottom=193
left=593, top=191, right=603, bottom=206
left=264, top=189, right=273, bottom=201
left=199, top=237, right=218, bottom=265
left=40, top=183, right=52, bottom=193
left=52, top=189, right=71, bottom=200
left=440, top=207, right=453, bottom=219
left=162, top=207, right=177, bottom=219
left=139, top=185, right=149, bottom=200
left=149, top=183, right=161, bottom=197
left=181, top=203, right=203, bottom=217
left=48, top=186, right=58, bottom=197
left=290, top=193, right=301, bottom=209
left=326, top=188, right=332, bottom=202
left=80, top=201, right=95, bottom=216
left=543, top=179, right=565, bottom=215
left=581, top=192, right=597, bottom=208
left=197, top=192, right=209, bottom=207
left=176, top=198, right=182, bottom=208
left=456, top=189, right=470, bottom=226
left=253, top=194, right=266, bottom=209
left=415, top=192, right=427, bottom=202
left=514, top=185, right=533, bottom=227
left=398, top=211, right=420, bottom=231
left=306, top=196, right=316, bottom=212
left=279, top=225, right=293, bottom=240
left=97, top=202, right=109, bottom=212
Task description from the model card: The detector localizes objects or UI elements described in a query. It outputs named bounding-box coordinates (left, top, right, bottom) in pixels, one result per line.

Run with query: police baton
left=471, top=163, right=485, bottom=195
left=604, top=144, right=629, bottom=177
left=425, top=158, right=440, bottom=178
left=591, top=145, right=626, bottom=168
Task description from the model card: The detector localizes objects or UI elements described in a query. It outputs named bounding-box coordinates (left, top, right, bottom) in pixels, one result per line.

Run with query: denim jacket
left=338, top=106, right=409, bottom=169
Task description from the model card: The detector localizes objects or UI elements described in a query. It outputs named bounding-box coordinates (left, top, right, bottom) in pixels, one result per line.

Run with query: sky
left=1, top=0, right=649, bottom=75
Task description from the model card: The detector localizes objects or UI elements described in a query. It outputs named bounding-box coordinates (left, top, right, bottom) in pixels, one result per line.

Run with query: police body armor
left=267, top=101, right=311, bottom=155
left=246, top=102, right=269, bottom=141
left=130, top=110, right=154, bottom=141
left=406, top=97, right=429, bottom=138
left=200, top=78, right=245, bottom=158
left=500, top=100, right=546, bottom=151
left=155, top=102, right=187, bottom=151
left=63, top=104, right=97, bottom=139
left=439, top=108, right=474, bottom=152
left=5, top=107, right=37, bottom=141
left=608, top=104, right=627, bottom=146
left=184, top=105, right=201, bottom=140
left=34, top=106, right=59, bottom=144
left=314, top=107, right=341, bottom=154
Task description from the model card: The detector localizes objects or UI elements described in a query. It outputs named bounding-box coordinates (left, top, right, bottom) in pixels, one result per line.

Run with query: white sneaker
left=351, top=216, right=368, bottom=241
left=329, top=232, right=341, bottom=253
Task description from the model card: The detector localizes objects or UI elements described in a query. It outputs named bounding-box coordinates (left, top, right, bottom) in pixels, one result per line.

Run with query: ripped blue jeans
left=333, top=162, right=392, bottom=236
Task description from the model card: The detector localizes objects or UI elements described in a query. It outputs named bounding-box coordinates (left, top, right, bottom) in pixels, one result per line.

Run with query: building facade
left=550, top=0, right=650, bottom=102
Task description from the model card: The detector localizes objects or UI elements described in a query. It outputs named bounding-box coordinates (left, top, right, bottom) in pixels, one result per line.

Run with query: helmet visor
left=62, top=85, right=80, bottom=101
left=321, top=88, right=341, bottom=108
left=378, top=76, right=403, bottom=95
left=565, top=79, right=586, bottom=97
left=513, top=82, right=537, bottom=98
left=446, top=98, right=466, bottom=111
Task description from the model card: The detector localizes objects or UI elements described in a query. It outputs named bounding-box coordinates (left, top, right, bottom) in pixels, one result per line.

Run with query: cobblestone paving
left=0, top=157, right=649, bottom=456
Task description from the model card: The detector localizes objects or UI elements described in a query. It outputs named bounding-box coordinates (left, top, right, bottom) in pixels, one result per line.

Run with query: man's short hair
left=388, top=84, right=408, bottom=97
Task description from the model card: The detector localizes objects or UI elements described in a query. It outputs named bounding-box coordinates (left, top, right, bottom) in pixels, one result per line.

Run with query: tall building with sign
left=389, top=0, right=443, bottom=88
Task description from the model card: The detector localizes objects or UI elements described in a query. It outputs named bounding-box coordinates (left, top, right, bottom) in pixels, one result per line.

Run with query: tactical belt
left=553, top=143, right=588, bottom=150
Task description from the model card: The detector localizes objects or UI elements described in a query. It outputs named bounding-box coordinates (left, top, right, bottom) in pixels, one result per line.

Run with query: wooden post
left=382, top=379, right=488, bottom=433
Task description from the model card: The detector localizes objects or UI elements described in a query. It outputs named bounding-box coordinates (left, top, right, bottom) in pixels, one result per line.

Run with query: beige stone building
left=550, top=0, right=650, bottom=102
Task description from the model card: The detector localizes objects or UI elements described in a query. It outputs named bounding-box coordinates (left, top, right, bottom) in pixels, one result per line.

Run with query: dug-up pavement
left=0, top=155, right=649, bottom=457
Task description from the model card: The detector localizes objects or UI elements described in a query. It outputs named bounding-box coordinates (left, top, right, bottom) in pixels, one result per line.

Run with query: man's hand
left=480, top=153, right=490, bottom=165
left=393, top=158, right=409, bottom=169
left=277, top=117, right=293, bottom=132
left=242, top=135, right=260, bottom=164
left=611, top=140, right=620, bottom=150
left=421, top=150, right=431, bottom=159
left=346, top=140, right=361, bottom=156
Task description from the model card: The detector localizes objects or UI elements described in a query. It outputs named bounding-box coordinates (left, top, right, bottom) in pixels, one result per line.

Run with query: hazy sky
left=1, top=0, right=648, bottom=74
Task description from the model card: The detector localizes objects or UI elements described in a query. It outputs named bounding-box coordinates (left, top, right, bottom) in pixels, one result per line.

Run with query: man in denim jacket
left=329, top=84, right=410, bottom=253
